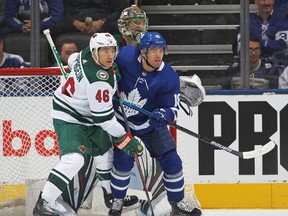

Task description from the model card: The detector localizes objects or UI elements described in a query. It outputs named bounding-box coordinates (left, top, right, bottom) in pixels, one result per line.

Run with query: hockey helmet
left=139, top=32, right=168, bottom=54
left=89, top=33, right=118, bottom=56
left=89, top=33, right=118, bottom=68
left=118, top=5, right=148, bottom=42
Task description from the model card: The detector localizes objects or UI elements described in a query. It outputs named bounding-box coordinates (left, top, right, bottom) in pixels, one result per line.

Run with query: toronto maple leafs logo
left=120, top=89, right=147, bottom=117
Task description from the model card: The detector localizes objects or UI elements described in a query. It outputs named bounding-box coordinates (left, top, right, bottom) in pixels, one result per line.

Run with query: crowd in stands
left=228, top=0, right=288, bottom=89
left=0, top=0, right=288, bottom=90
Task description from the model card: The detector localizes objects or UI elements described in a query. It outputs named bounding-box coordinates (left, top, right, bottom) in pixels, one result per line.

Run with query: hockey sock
left=42, top=153, right=84, bottom=203
left=94, top=149, right=113, bottom=194
left=158, top=150, right=184, bottom=202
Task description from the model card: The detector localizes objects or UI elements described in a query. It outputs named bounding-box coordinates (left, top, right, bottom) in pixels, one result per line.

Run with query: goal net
left=0, top=68, right=200, bottom=216
left=0, top=68, right=61, bottom=215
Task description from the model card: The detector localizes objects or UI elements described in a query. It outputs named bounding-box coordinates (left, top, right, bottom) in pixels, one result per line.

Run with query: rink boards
left=1, top=89, right=288, bottom=208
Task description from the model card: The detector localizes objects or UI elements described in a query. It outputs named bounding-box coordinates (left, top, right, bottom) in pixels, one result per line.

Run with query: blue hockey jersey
left=5, top=0, right=63, bottom=32
left=236, top=9, right=288, bottom=58
left=0, top=52, right=27, bottom=68
left=225, top=58, right=285, bottom=89
left=250, top=9, right=288, bottom=57
left=114, top=46, right=180, bottom=136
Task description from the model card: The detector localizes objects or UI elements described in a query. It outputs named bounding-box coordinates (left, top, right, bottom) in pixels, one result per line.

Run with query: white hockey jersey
left=51, top=47, right=125, bottom=138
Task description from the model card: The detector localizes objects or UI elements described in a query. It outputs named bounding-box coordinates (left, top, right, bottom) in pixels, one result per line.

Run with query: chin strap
left=142, top=56, right=159, bottom=71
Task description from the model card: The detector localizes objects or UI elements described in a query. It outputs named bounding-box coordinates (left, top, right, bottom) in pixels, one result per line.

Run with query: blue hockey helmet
left=139, top=32, right=168, bottom=54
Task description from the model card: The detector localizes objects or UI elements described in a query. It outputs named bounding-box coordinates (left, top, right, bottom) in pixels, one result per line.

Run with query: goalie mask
left=118, top=5, right=148, bottom=43
left=89, top=33, right=119, bottom=69
left=179, top=74, right=206, bottom=116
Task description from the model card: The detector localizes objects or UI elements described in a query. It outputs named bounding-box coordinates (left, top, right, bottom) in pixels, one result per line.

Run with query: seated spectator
left=0, top=33, right=31, bottom=92
left=49, top=0, right=122, bottom=38
left=225, top=36, right=285, bottom=89
left=234, top=0, right=288, bottom=61
left=52, top=39, right=79, bottom=66
left=0, top=34, right=28, bottom=68
left=2, top=0, right=63, bottom=35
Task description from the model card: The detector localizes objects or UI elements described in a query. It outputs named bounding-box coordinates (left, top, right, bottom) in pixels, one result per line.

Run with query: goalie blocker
left=180, top=75, right=206, bottom=116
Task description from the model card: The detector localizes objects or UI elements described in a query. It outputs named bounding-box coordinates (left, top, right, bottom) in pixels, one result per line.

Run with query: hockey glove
left=114, top=132, right=143, bottom=157
left=149, top=109, right=168, bottom=128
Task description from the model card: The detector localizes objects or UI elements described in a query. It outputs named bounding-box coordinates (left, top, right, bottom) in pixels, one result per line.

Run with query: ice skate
left=33, top=192, right=76, bottom=216
left=170, top=200, right=202, bottom=216
left=108, top=198, right=124, bottom=216
left=33, top=197, right=60, bottom=216
left=103, top=187, right=140, bottom=212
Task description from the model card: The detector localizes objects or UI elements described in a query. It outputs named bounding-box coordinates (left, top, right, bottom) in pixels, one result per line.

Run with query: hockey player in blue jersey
left=109, top=32, right=202, bottom=216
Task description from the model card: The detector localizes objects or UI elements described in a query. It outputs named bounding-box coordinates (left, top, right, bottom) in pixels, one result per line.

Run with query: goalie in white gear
left=33, top=33, right=143, bottom=216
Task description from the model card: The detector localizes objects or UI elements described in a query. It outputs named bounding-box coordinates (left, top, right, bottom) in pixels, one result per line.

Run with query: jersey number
left=62, top=77, right=75, bottom=96
left=96, top=89, right=109, bottom=102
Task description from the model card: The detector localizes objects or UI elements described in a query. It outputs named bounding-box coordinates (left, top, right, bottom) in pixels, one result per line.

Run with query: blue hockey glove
left=149, top=109, right=168, bottom=128
left=114, top=132, right=143, bottom=157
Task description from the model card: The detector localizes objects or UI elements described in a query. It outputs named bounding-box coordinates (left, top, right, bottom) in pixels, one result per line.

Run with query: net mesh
left=0, top=69, right=61, bottom=210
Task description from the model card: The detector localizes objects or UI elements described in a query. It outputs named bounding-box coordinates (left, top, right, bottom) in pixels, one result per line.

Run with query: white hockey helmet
left=89, top=33, right=119, bottom=68
left=89, top=33, right=118, bottom=56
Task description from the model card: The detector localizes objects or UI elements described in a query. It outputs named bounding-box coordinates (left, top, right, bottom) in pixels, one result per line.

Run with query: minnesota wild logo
left=96, top=70, right=109, bottom=80
left=78, top=145, right=87, bottom=153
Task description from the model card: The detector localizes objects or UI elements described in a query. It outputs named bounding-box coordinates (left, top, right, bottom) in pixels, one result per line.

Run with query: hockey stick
left=120, top=100, right=276, bottom=159
left=116, top=92, right=155, bottom=216
left=43, top=29, right=68, bottom=79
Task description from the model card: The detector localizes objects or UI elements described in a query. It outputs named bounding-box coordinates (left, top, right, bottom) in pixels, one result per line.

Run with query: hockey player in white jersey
left=33, top=33, right=143, bottom=216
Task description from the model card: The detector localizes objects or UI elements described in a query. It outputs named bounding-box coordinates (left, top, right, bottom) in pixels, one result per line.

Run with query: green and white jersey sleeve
left=52, top=48, right=126, bottom=138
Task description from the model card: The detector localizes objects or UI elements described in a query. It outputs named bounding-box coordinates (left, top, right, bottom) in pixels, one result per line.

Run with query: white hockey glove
left=180, top=74, right=206, bottom=116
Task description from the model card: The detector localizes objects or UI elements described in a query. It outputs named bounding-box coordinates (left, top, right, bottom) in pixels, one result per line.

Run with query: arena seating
left=142, top=3, right=257, bottom=87
left=3, top=33, right=50, bottom=67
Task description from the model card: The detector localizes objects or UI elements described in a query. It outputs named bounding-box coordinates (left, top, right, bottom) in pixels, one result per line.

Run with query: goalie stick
left=43, top=29, right=69, bottom=79
left=120, top=100, right=276, bottom=159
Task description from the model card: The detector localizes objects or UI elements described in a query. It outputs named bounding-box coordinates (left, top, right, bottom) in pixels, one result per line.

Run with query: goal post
left=0, top=67, right=200, bottom=215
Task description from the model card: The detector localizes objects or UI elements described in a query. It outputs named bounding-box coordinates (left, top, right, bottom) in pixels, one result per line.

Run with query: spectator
left=52, top=39, right=79, bottom=66
left=49, top=0, right=122, bottom=38
left=2, top=0, right=63, bottom=36
left=234, top=0, right=288, bottom=60
left=225, top=36, right=285, bottom=89
left=0, top=34, right=28, bottom=68
left=0, top=33, right=30, bottom=92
